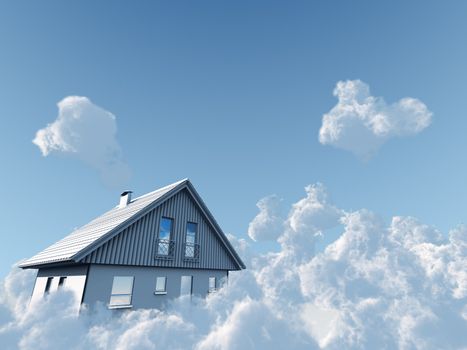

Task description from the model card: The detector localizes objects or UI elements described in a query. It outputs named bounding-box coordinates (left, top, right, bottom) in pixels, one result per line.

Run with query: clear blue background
left=1, top=1, right=467, bottom=278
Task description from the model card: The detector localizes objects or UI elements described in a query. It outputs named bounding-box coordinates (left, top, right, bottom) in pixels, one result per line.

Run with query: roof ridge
left=127, top=178, right=189, bottom=204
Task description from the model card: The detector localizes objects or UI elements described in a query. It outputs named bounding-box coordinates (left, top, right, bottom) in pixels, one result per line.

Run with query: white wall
left=30, top=265, right=89, bottom=310
left=30, top=275, right=87, bottom=308
left=30, top=276, right=48, bottom=305
left=63, top=275, right=87, bottom=302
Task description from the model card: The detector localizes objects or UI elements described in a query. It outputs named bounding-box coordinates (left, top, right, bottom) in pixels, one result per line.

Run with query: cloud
left=248, top=195, right=284, bottom=241
left=299, top=212, right=467, bottom=349
left=1, top=183, right=466, bottom=349
left=196, top=297, right=314, bottom=350
left=319, top=80, right=432, bottom=159
left=280, top=183, right=343, bottom=261
left=287, top=183, right=343, bottom=235
left=248, top=183, right=343, bottom=253
left=33, top=96, right=130, bottom=187
left=0, top=265, right=318, bottom=350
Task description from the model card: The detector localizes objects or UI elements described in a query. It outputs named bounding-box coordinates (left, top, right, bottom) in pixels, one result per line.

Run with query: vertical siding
left=80, top=189, right=238, bottom=270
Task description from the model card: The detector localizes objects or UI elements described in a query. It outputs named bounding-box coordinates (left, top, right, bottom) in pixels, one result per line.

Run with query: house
left=19, top=179, right=245, bottom=310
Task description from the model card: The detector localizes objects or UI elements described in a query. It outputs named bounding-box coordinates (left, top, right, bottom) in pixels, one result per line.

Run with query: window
left=157, top=217, right=174, bottom=256
left=185, top=222, right=197, bottom=258
left=109, top=276, right=134, bottom=308
left=44, top=277, right=53, bottom=294
left=155, top=277, right=167, bottom=295
left=208, top=277, right=216, bottom=293
left=180, top=276, right=192, bottom=297
left=58, top=277, right=67, bottom=288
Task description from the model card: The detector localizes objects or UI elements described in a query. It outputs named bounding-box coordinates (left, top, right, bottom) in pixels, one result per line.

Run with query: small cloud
left=288, top=183, right=343, bottom=234
left=248, top=195, right=284, bottom=242
left=33, top=96, right=131, bottom=187
left=319, top=80, right=432, bottom=159
left=279, top=183, right=343, bottom=260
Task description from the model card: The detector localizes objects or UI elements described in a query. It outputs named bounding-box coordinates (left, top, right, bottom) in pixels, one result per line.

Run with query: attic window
left=109, top=276, right=134, bottom=308
left=184, top=222, right=199, bottom=259
left=156, top=217, right=174, bottom=257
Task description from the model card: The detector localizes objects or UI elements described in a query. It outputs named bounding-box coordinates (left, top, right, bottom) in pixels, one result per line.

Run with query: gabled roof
left=19, top=179, right=245, bottom=270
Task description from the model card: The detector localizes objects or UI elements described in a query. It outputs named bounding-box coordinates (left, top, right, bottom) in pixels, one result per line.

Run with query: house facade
left=20, top=179, right=245, bottom=310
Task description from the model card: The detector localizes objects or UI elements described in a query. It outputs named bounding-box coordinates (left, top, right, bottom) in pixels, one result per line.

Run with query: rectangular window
left=180, top=276, right=192, bottom=297
left=208, top=277, right=216, bottom=293
left=185, top=222, right=197, bottom=258
left=44, top=277, right=53, bottom=294
left=58, top=276, right=67, bottom=288
left=109, top=276, right=134, bottom=308
left=157, top=217, right=174, bottom=255
left=155, top=276, right=167, bottom=294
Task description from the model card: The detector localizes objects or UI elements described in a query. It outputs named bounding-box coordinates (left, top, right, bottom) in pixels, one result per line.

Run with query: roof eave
left=18, top=258, right=80, bottom=270
left=184, top=182, right=246, bottom=270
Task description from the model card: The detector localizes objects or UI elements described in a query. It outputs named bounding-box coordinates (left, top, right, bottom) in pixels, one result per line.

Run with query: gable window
left=155, top=276, right=167, bottom=295
left=184, top=222, right=198, bottom=259
left=109, top=276, right=134, bottom=308
left=157, top=217, right=174, bottom=256
left=208, top=277, right=217, bottom=293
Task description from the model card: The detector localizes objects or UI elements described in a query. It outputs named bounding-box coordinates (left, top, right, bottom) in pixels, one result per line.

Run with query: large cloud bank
left=1, top=184, right=466, bottom=349
left=33, top=96, right=130, bottom=187
left=319, top=80, right=432, bottom=159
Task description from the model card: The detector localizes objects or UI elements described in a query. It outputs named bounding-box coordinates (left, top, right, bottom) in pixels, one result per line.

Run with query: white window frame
left=157, top=217, right=174, bottom=256
left=155, top=276, right=167, bottom=295
left=184, top=222, right=197, bottom=258
left=208, top=277, right=217, bottom=293
left=108, top=276, right=134, bottom=309
left=180, top=275, right=193, bottom=297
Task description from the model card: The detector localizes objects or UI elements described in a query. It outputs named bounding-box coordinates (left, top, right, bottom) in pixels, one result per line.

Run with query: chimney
left=119, top=191, right=133, bottom=208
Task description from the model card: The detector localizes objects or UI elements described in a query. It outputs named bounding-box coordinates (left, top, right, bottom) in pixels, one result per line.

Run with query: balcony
left=184, top=242, right=200, bottom=261
left=155, top=239, right=175, bottom=259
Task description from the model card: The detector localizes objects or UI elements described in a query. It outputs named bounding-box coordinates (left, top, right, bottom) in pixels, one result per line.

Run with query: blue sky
left=1, top=1, right=467, bottom=278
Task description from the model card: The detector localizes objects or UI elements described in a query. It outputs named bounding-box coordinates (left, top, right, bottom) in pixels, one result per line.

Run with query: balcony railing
left=155, top=239, right=175, bottom=259
left=184, top=242, right=200, bottom=261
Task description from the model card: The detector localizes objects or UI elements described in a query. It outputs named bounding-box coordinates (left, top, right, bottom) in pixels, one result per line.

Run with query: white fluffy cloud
left=248, top=183, right=343, bottom=251
left=247, top=195, right=284, bottom=241
left=319, top=80, right=432, bottom=159
left=285, top=183, right=343, bottom=237
left=0, top=264, right=318, bottom=350
left=33, top=96, right=130, bottom=187
left=265, top=183, right=344, bottom=261
left=299, top=211, right=467, bottom=349
left=1, top=183, right=466, bottom=349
